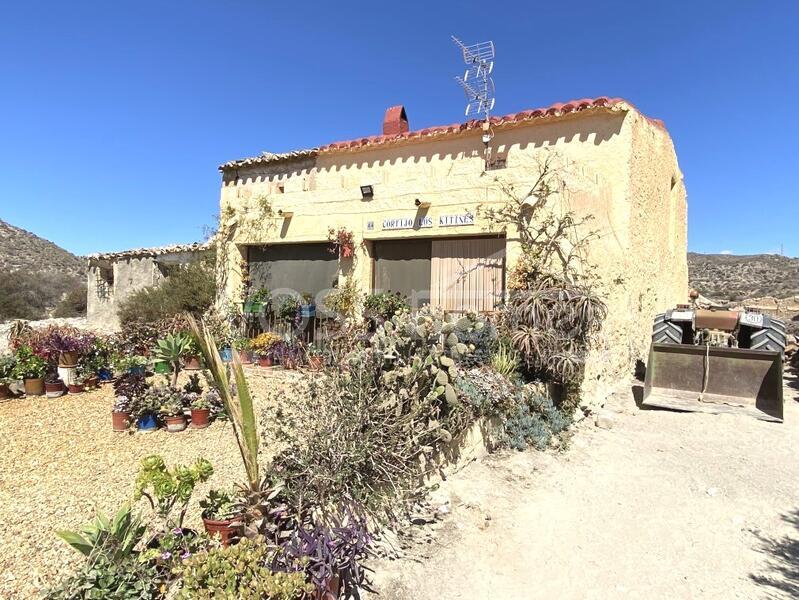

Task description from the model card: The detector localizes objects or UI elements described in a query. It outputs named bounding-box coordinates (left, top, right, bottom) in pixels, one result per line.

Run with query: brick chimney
left=383, top=105, right=409, bottom=136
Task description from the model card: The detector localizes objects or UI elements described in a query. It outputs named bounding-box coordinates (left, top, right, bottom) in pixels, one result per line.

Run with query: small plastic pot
left=24, top=377, right=45, bottom=396
left=258, top=355, right=273, bottom=368
left=98, top=368, right=114, bottom=381
left=154, top=361, right=171, bottom=375
left=239, top=350, right=254, bottom=364
left=219, top=347, right=233, bottom=362
left=84, top=376, right=100, bottom=390
left=129, top=366, right=146, bottom=376
left=137, top=413, right=158, bottom=432
left=67, top=382, right=85, bottom=394
left=190, top=408, right=211, bottom=429
left=112, top=411, right=131, bottom=432
left=165, top=415, right=187, bottom=432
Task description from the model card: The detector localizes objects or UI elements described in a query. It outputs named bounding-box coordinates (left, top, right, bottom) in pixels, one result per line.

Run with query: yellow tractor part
left=643, top=343, right=783, bottom=422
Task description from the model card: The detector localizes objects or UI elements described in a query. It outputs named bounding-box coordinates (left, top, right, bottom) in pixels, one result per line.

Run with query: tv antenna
left=452, top=36, right=495, bottom=119
left=452, top=36, right=496, bottom=168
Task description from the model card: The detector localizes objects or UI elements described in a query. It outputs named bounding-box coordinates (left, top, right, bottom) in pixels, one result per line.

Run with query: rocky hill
left=688, top=252, right=799, bottom=302
left=0, top=219, right=85, bottom=275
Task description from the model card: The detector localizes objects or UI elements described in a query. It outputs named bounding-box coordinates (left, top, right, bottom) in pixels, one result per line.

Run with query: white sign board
left=382, top=216, right=433, bottom=231
left=439, top=212, right=475, bottom=227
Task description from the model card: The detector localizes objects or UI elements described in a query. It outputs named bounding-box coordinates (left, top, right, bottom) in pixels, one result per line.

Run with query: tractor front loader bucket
left=643, top=343, right=783, bottom=422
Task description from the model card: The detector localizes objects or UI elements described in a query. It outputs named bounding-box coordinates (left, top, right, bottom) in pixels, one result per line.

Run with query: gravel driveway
left=0, top=368, right=290, bottom=598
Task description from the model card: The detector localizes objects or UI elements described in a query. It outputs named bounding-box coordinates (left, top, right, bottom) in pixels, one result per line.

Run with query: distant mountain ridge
left=0, top=219, right=85, bottom=276
left=688, top=252, right=799, bottom=301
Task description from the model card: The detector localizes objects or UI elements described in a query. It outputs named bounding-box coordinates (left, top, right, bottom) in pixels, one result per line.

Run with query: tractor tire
left=749, top=319, right=787, bottom=353
left=653, top=313, right=683, bottom=344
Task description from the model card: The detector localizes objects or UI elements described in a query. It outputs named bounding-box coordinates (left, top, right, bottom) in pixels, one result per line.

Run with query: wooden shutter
left=431, top=236, right=505, bottom=313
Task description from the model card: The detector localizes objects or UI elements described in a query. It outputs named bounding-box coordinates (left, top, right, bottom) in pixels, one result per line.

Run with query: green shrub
left=176, top=536, right=313, bottom=600
left=46, top=553, right=159, bottom=600
left=500, top=388, right=571, bottom=451
left=0, top=270, right=84, bottom=322
left=53, top=282, right=87, bottom=317
left=118, top=258, right=215, bottom=325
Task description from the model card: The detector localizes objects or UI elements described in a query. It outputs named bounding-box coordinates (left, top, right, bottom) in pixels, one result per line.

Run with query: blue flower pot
left=129, top=366, right=146, bottom=376
left=219, top=347, right=233, bottom=362
left=300, top=304, right=316, bottom=318
left=98, top=368, right=114, bottom=381
left=137, top=413, right=158, bottom=431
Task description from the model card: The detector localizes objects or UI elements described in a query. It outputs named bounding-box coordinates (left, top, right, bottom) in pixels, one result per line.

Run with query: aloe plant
left=187, top=315, right=259, bottom=491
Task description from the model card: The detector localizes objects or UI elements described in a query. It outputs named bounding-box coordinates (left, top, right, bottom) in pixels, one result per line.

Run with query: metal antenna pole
left=452, top=36, right=496, bottom=170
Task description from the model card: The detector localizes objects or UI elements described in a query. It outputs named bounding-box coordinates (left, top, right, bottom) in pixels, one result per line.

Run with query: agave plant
left=153, top=332, right=193, bottom=386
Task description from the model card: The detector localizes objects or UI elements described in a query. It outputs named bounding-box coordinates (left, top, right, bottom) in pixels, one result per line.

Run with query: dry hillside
left=0, top=219, right=85, bottom=276
left=688, top=252, right=799, bottom=302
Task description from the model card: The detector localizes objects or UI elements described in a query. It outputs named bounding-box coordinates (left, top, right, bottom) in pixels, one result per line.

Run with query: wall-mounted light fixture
left=360, top=184, right=374, bottom=199
left=277, top=209, right=294, bottom=218
left=414, top=198, right=431, bottom=209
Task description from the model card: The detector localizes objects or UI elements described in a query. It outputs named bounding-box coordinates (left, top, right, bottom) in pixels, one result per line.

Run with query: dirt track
left=371, top=373, right=799, bottom=599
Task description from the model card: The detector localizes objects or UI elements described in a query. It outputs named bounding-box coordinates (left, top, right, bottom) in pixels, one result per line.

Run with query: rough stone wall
left=87, top=257, right=158, bottom=330
left=218, top=106, right=688, bottom=402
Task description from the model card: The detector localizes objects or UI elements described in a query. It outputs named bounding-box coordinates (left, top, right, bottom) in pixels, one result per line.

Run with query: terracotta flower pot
left=165, top=415, right=187, bottom=432
left=45, top=380, right=65, bottom=398
left=183, top=355, right=202, bottom=370
left=283, top=358, right=297, bottom=370
left=190, top=408, right=211, bottom=429
left=112, top=411, right=131, bottom=432
left=0, top=383, right=11, bottom=400
left=314, top=575, right=341, bottom=600
left=307, top=356, right=324, bottom=371
left=84, top=376, right=99, bottom=390
left=258, top=355, right=273, bottom=368
left=68, top=382, right=85, bottom=394
left=58, top=351, right=79, bottom=368
left=24, top=377, right=45, bottom=396
left=202, top=516, right=242, bottom=547
left=239, top=350, right=254, bottom=365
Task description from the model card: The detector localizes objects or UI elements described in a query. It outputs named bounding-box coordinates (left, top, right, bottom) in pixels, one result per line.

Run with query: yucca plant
left=187, top=314, right=259, bottom=491
left=490, top=338, right=521, bottom=379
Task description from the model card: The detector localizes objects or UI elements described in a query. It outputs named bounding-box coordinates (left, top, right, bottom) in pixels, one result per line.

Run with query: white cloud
left=720, top=249, right=733, bottom=255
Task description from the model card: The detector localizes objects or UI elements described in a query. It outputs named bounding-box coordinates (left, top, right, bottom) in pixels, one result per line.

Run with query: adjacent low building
left=218, top=96, right=688, bottom=400
left=86, top=242, right=211, bottom=329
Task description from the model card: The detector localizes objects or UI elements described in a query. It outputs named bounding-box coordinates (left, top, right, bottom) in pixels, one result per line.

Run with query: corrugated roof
left=88, top=241, right=213, bottom=262
left=220, top=96, right=660, bottom=171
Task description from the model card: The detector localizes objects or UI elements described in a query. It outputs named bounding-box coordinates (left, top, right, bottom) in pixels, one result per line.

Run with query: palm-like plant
left=153, top=332, right=193, bottom=386
left=187, top=315, right=259, bottom=491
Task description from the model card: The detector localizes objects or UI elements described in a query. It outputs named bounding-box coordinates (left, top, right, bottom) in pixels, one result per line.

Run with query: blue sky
left=1, top=1, right=797, bottom=256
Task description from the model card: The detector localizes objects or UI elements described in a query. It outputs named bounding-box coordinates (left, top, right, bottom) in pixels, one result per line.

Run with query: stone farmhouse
left=86, top=243, right=212, bottom=329
left=217, top=97, right=688, bottom=398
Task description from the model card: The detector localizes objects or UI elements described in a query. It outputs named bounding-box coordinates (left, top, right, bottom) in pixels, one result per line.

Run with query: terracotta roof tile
left=220, top=96, right=663, bottom=170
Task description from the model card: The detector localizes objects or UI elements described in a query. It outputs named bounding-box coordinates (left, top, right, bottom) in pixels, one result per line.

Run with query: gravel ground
left=0, top=366, right=296, bottom=599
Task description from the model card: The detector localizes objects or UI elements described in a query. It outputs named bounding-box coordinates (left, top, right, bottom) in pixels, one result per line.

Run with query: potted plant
left=42, top=327, right=93, bottom=368
left=278, top=296, right=301, bottom=324
left=67, top=375, right=85, bottom=394
left=113, top=373, right=148, bottom=432
left=243, top=288, right=271, bottom=315
left=306, top=344, right=325, bottom=371
left=199, top=489, right=243, bottom=547
left=111, top=395, right=132, bottom=431
left=0, top=355, right=17, bottom=400
left=134, top=382, right=165, bottom=432
left=189, top=394, right=212, bottom=429
left=251, top=332, right=282, bottom=367
left=300, top=292, right=316, bottom=318
left=13, top=345, right=47, bottom=396
left=160, top=392, right=187, bottom=433
left=183, top=338, right=203, bottom=371
left=44, top=373, right=65, bottom=398
left=233, top=337, right=254, bottom=364
left=327, top=226, right=356, bottom=259
left=116, top=355, right=148, bottom=376
left=279, top=344, right=303, bottom=370
left=153, top=332, right=193, bottom=386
